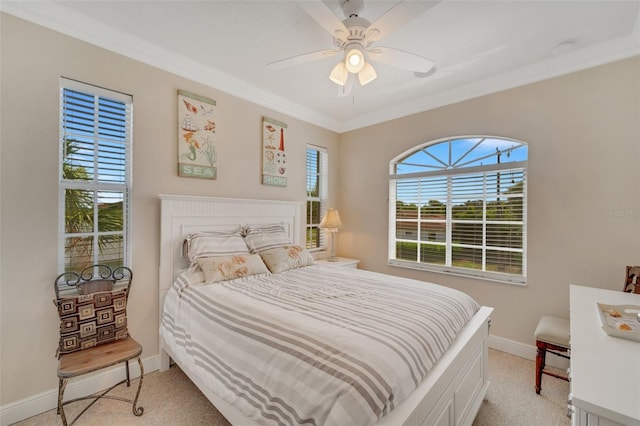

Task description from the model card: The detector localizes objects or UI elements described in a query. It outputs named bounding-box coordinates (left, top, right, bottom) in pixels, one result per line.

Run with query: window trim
left=389, top=135, right=527, bottom=285
left=58, top=78, right=133, bottom=272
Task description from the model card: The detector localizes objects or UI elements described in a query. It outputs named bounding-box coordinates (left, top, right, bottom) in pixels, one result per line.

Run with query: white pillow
left=196, top=254, right=270, bottom=284
left=185, top=231, right=249, bottom=262
left=244, top=230, right=291, bottom=253
left=243, top=224, right=286, bottom=235
left=259, top=245, right=314, bottom=273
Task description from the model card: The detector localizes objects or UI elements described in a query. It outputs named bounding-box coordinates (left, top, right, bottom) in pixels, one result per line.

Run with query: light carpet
left=13, top=349, right=570, bottom=425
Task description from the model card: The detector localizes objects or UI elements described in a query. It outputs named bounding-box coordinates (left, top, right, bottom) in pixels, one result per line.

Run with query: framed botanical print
left=177, top=90, right=217, bottom=179
left=262, top=117, right=288, bottom=187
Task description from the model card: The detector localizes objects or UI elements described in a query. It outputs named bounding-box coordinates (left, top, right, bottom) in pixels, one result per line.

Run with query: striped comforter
left=160, top=265, right=480, bottom=426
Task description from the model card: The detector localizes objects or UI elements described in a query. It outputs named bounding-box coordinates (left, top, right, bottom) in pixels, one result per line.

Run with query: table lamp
left=319, top=208, right=343, bottom=262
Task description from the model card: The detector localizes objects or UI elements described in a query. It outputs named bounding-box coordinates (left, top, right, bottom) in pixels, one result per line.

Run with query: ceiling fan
left=267, top=0, right=439, bottom=89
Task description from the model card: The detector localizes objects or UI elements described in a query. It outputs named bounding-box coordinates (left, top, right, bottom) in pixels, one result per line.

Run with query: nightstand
left=314, top=257, right=360, bottom=269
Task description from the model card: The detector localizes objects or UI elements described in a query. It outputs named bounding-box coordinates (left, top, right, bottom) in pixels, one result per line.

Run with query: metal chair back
left=54, top=264, right=133, bottom=299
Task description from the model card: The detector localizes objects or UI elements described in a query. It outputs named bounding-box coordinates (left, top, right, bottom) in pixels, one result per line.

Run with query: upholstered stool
left=534, top=316, right=570, bottom=394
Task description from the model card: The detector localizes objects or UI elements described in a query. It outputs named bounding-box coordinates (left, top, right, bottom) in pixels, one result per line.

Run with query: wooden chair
left=534, top=315, right=570, bottom=394
left=54, top=265, right=144, bottom=425
left=623, top=265, right=640, bottom=293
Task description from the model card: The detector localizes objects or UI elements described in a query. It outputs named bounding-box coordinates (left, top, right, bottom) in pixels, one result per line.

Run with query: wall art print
left=178, top=90, right=217, bottom=179
left=262, top=117, right=288, bottom=187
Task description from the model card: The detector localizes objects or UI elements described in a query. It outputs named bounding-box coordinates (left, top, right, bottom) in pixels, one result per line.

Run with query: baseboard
left=488, top=334, right=570, bottom=370
left=0, top=354, right=160, bottom=426
left=1, top=336, right=567, bottom=425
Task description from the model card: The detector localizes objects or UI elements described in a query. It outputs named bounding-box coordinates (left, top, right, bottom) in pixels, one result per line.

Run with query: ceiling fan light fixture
left=345, top=45, right=365, bottom=73
left=358, top=62, right=377, bottom=85
left=329, top=61, right=348, bottom=86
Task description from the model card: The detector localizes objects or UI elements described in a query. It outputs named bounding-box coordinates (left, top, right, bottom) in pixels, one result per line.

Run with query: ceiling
left=2, top=1, right=639, bottom=133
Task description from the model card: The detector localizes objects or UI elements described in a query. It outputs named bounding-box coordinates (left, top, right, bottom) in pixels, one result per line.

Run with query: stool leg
left=535, top=342, right=546, bottom=394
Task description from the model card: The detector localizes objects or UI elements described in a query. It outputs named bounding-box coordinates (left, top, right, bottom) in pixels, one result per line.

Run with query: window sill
left=388, top=259, right=527, bottom=286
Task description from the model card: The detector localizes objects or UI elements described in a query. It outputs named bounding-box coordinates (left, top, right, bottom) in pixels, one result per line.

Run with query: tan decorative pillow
left=259, top=245, right=314, bottom=273
left=196, top=254, right=270, bottom=284
left=56, top=288, right=128, bottom=356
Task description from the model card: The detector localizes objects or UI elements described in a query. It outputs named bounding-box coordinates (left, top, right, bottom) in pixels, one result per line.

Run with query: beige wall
left=337, top=56, right=640, bottom=345
left=2, top=11, right=639, bottom=412
left=0, top=14, right=339, bottom=405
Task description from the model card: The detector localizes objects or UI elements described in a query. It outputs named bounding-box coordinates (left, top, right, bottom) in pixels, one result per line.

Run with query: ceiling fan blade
left=365, top=0, right=441, bottom=42
left=267, top=49, right=341, bottom=70
left=367, top=46, right=435, bottom=73
left=299, top=1, right=349, bottom=40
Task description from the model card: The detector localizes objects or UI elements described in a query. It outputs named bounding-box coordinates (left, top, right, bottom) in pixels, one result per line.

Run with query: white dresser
left=569, top=285, right=640, bottom=426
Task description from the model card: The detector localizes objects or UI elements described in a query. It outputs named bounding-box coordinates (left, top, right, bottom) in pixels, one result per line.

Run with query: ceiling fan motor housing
left=334, top=16, right=370, bottom=51
left=343, top=16, right=369, bottom=40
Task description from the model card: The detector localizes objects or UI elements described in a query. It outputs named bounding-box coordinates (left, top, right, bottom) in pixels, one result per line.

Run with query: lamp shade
left=329, top=62, right=348, bottom=86
left=319, top=208, right=343, bottom=230
left=358, top=62, right=377, bottom=85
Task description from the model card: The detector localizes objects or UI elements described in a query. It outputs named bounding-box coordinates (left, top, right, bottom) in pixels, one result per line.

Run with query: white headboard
left=158, top=194, right=303, bottom=294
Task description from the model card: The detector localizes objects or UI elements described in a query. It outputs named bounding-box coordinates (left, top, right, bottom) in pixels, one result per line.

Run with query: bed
left=158, top=195, right=493, bottom=426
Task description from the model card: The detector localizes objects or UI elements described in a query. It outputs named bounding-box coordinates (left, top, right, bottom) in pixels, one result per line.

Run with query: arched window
left=389, top=136, right=528, bottom=284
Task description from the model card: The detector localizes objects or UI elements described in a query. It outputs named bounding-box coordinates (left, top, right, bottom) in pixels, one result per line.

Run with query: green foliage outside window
left=395, top=183, right=524, bottom=274
left=63, top=139, right=125, bottom=271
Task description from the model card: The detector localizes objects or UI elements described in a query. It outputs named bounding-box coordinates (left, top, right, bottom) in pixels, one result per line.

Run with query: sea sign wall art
left=178, top=90, right=217, bottom=179
left=262, top=117, right=288, bottom=187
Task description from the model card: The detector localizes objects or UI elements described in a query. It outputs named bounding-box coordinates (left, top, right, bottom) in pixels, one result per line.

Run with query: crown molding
left=2, top=1, right=639, bottom=134
left=337, top=34, right=640, bottom=133
left=0, top=1, right=341, bottom=132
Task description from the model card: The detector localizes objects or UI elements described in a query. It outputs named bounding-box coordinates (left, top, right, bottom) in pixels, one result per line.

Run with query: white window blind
left=59, top=78, right=132, bottom=272
left=306, top=146, right=328, bottom=250
left=390, top=137, right=527, bottom=284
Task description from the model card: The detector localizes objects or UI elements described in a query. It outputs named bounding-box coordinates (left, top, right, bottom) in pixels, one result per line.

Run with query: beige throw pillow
left=259, top=245, right=314, bottom=273
left=196, top=254, right=269, bottom=284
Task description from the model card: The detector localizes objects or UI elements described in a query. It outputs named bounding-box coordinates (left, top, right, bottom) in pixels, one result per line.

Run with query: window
left=306, top=145, right=328, bottom=250
left=59, top=79, right=132, bottom=272
left=389, top=136, right=528, bottom=284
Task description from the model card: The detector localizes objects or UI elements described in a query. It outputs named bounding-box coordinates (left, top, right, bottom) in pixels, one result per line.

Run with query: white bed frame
left=158, top=194, right=493, bottom=426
